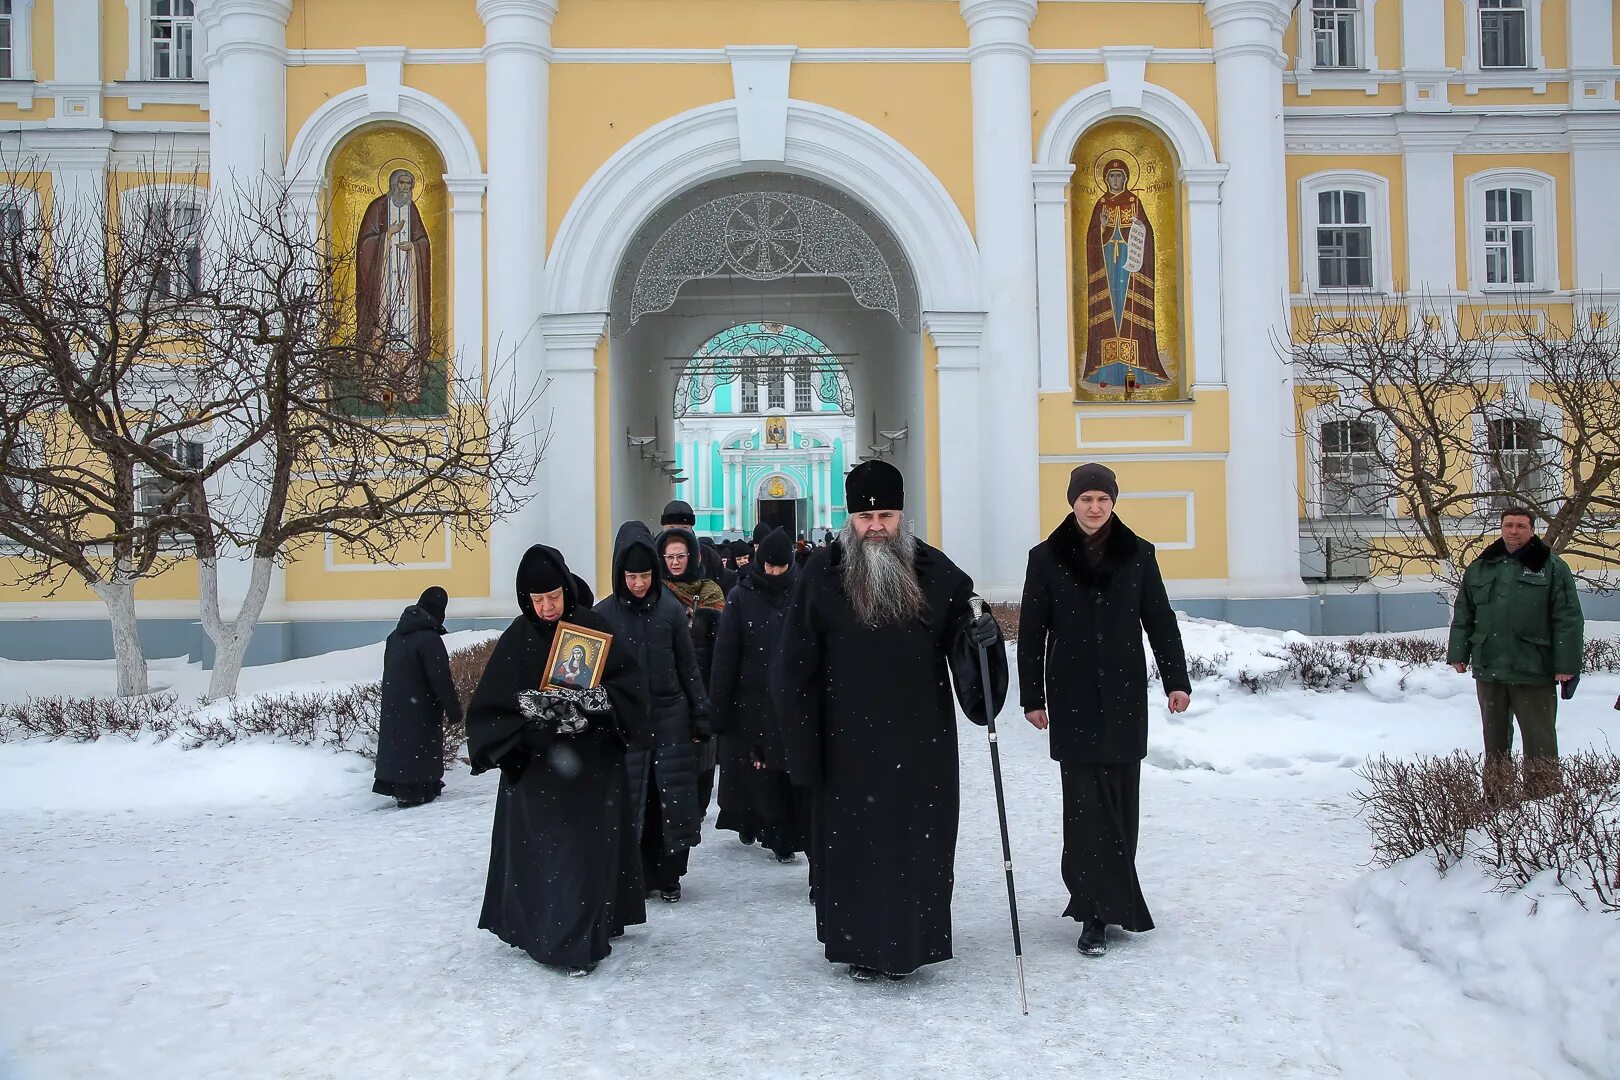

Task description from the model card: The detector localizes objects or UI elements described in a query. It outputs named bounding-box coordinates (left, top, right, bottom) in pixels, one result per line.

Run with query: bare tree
left=1292, top=292, right=1620, bottom=591
left=0, top=161, right=243, bottom=696
left=185, top=176, right=543, bottom=699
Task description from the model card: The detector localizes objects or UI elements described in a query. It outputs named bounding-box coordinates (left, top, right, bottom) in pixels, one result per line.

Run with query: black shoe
left=882, top=971, right=909, bottom=982
left=846, top=964, right=879, bottom=982
left=1078, top=921, right=1108, bottom=957
left=660, top=885, right=682, bottom=903
left=739, top=829, right=756, bottom=847
left=567, top=963, right=597, bottom=978
left=610, top=927, right=625, bottom=939
left=773, top=851, right=798, bottom=864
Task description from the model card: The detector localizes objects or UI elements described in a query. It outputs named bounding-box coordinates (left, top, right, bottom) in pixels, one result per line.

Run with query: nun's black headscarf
left=515, top=544, right=578, bottom=633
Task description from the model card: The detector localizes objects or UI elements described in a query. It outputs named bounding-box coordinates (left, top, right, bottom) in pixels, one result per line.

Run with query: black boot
left=773, top=850, right=798, bottom=864
left=660, top=884, right=682, bottom=903
left=567, top=963, right=597, bottom=978
left=1078, top=920, right=1107, bottom=957
left=846, top=964, right=879, bottom=982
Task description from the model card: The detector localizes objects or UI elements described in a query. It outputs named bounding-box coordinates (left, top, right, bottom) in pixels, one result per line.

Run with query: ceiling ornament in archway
left=616, top=182, right=919, bottom=335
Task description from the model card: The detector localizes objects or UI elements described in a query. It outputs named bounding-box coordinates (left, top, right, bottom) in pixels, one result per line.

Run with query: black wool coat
left=770, top=538, right=1008, bottom=975
left=374, top=604, right=462, bottom=786
left=1018, top=515, right=1190, bottom=765
left=468, top=545, right=653, bottom=970
left=594, top=521, right=708, bottom=854
left=709, top=562, right=797, bottom=829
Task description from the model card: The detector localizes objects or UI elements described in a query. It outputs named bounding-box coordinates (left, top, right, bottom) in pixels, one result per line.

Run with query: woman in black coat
left=596, top=521, right=711, bottom=902
left=467, top=544, right=652, bottom=976
left=709, top=528, right=809, bottom=860
left=1018, top=463, right=1191, bottom=958
left=373, top=586, right=462, bottom=808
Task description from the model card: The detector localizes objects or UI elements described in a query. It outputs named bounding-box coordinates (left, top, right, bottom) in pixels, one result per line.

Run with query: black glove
left=967, top=609, right=1001, bottom=649
left=691, top=712, right=714, bottom=742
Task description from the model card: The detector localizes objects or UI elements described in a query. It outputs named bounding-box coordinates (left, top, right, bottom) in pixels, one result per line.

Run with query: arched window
left=1299, top=172, right=1392, bottom=294
left=675, top=322, right=852, bottom=418
left=1464, top=170, right=1557, bottom=292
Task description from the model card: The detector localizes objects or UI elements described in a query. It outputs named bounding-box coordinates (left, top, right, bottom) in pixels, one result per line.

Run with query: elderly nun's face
left=529, top=589, right=566, bottom=622
left=1072, top=491, right=1114, bottom=534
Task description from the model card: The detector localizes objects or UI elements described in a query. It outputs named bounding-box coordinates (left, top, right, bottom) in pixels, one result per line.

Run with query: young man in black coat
left=373, top=586, right=462, bottom=808
left=710, top=528, right=808, bottom=861
left=1018, top=463, right=1191, bottom=958
left=467, top=545, right=652, bottom=976
left=596, top=521, right=712, bottom=903
left=771, top=461, right=1008, bottom=983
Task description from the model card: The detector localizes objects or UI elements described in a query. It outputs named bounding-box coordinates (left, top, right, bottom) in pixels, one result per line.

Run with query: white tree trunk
left=199, top=555, right=277, bottom=700
left=89, top=579, right=149, bottom=698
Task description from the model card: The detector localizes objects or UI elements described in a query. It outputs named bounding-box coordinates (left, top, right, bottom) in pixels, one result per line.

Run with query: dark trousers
left=1059, top=760, right=1154, bottom=933
left=1476, top=679, right=1560, bottom=800
left=640, top=784, right=690, bottom=891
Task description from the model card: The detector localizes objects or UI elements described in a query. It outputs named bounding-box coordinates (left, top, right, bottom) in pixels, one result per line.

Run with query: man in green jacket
left=1447, top=507, right=1584, bottom=799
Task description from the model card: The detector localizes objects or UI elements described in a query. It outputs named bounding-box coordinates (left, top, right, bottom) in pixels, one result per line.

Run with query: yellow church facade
left=1, top=0, right=1616, bottom=659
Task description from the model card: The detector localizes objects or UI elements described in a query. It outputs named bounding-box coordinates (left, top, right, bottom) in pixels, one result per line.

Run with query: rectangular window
left=0, top=203, right=23, bottom=243
left=740, top=377, right=758, bottom=414
left=1312, top=0, right=1361, bottom=69
left=1484, top=186, right=1534, bottom=286
left=136, top=437, right=204, bottom=517
left=1485, top=416, right=1550, bottom=508
left=1315, top=189, right=1373, bottom=289
left=1319, top=419, right=1378, bottom=516
left=1479, top=0, right=1528, bottom=69
left=148, top=201, right=202, bottom=301
left=150, top=0, right=196, bottom=80
left=793, top=360, right=812, bottom=412
left=767, top=371, right=785, bottom=411
left=0, top=0, right=14, bottom=81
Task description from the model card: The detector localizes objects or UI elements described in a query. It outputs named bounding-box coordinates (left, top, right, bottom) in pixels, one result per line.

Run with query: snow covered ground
left=2, top=620, right=1618, bottom=1079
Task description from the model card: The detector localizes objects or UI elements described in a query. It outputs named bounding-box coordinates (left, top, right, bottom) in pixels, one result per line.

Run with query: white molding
left=1300, top=395, right=1398, bottom=519
left=544, top=98, right=983, bottom=318
left=1462, top=167, right=1559, bottom=293
left=286, top=83, right=483, bottom=184
left=281, top=44, right=1222, bottom=66
left=0, top=82, right=35, bottom=109
left=1461, top=0, right=1548, bottom=94
left=358, top=46, right=406, bottom=115
left=1116, top=490, right=1196, bottom=550
left=125, top=0, right=209, bottom=84
left=104, top=81, right=209, bottom=110
left=727, top=45, right=795, bottom=163
left=1298, top=169, right=1394, bottom=295
left=1469, top=384, right=1564, bottom=508
left=1075, top=407, right=1193, bottom=449
left=6, top=0, right=36, bottom=82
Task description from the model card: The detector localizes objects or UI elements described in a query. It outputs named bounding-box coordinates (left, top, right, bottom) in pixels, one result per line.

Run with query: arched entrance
left=607, top=172, right=924, bottom=546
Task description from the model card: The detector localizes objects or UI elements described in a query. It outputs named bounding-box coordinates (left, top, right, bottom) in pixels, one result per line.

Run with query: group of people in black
left=373, top=459, right=1193, bottom=983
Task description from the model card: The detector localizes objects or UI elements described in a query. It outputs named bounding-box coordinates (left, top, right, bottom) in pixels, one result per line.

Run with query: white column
left=480, top=0, right=557, bottom=595
left=925, top=312, right=988, bottom=582
left=196, top=0, right=293, bottom=180
left=1181, top=165, right=1229, bottom=388
left=961, top=0, right=1040, bottom=594
left=1206, top=0, right=1304, bottom=598
left=1570, top=121, right=1620, bottom=321
left=445, top=177, right=488, bottom=402
left=538, top=314, right=607, bottom=574
left=1032, top=164, right=1075, bottom=394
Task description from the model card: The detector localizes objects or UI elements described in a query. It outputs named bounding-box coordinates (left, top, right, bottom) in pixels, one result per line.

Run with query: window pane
left=0, top=206, right=23, bottom=240
left=1341, top=190, right=1367, bottom=224
left=1509, top=187, right=1531, bottom=222
left=1485, top=188, right=1507, bottom=223
left=1318, top=190, right=1341, bottom=224
left=1510, top=226, right=1533, bottom=283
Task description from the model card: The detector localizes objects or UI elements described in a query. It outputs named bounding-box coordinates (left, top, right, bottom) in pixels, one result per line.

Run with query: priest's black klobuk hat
left=845, top=459, right=904, bottom=513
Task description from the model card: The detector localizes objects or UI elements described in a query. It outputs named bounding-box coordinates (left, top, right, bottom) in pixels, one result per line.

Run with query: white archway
left=1032, top=79, right=1228, bottom=390
left=544, top=98, right=983, bottom=318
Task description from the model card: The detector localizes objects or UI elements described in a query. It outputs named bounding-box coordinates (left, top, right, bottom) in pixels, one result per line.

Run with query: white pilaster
left=480, top=0, right=557, bottom=595
left=538, top=313, right=607, bottom=576
left=1206, top=0, right=1303, bottom=598
left=48, top=0, right=102, bottom=127
left=1032, top=163, right=1075, bottom=394
left=925, top=311, right=988, bottom=583
left=1399, top=0, right=1451, bottom=110
left=445, top=177, right=488, bottom=402
left=1396, top=120, right=1475, bottom=309
left=1181, top=164, right=1229, bottom=388
left=1570, top=120, right=1620, bottom=320
left=960, top=0, right=1039, bottom=594
left=1569, top=0, right=1616, bottom=109
left=196, top=0, right=293, bottom=180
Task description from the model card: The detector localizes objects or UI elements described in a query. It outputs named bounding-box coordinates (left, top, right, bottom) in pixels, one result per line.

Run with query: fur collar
left=1478, top=535, right=1551, bottom=573
left=1046, top=513, right=1140, bottom=589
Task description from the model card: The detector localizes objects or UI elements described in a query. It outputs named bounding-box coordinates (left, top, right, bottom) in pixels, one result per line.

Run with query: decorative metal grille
left=675, top=321, right=854, bottom=419
left=612, top=173, right=920, bottom=336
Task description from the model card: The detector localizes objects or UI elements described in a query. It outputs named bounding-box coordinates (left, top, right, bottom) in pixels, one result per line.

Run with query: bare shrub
left=1356, top=749, right=1620, bottom=912
left=1585, top=637, right=1620, bottom=673
left=1342, top=636, right=1449, bottom=666
left=1275, top=641, right=1370, bottom=691
left=1236, top=668, right=1286, bottom=694
left=1185, top=651, right=1230, bottom=681
left=0, top=693, right=179, bottom=742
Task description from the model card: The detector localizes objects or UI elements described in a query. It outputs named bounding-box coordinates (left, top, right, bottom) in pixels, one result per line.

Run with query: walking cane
left=969, top=598, right=1029, bottom=1016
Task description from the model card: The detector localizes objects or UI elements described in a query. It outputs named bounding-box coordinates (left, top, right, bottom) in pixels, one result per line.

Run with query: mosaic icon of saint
left=1082, top=158, right=1170, bottom=391
left=356, top=169, right=432, bottom=400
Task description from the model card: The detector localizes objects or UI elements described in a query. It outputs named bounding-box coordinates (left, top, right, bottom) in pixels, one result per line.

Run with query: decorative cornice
left=959, top=0, right=1039, bottom=28
left=541, top=312, right=610, bottom=356
left=922, top=309, right=988, bottom=351
left=1031, top=163, right=1075, bottom=200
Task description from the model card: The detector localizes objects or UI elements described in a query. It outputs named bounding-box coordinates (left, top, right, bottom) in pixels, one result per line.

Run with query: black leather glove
left=967, top=609, right=1001, bottom=649
left=691, top=711, right=714, bottom=742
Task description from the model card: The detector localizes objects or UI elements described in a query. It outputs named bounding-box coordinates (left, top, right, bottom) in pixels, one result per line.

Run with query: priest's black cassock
left=770, top=464, right=1007, bottom=977
left=467, top=544, right=652, bottom=971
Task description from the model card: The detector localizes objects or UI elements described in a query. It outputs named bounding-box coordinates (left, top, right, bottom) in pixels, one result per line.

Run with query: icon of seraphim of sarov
left=355, top=169, right=432, bottom=402
left=1082, top=156, right=1171, bottom=393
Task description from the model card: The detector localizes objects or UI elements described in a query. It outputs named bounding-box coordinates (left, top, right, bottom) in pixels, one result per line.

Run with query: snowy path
left=0, top=731, right=1602, bottom=1077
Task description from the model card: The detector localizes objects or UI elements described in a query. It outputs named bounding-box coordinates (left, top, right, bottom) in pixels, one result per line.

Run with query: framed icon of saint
left=542, top=623, right=613, bottom=692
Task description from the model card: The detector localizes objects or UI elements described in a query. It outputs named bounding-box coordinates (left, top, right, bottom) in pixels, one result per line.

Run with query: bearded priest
left=770, top=459, right=1008, bottom=983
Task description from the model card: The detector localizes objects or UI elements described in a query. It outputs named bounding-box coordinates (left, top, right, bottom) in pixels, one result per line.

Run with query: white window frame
left=119, top=184, right=209, bottom=305
left=1293, top=0, right=1386, bottom=96
left=134, top=433, right=205, bottom=519
left=0, top=0, right=34, bottom=81
left=1471, top=393, right=1563, bottom=515
left=123, top=0, right=207, bottom=84
left=1298, top=172, right=1393, bottom=295
left=1303, top=397, right=1397, bottom=520
left=1461, top=0, right=1548, bottom=94
left=1464, top=170, right=1558, bottom=294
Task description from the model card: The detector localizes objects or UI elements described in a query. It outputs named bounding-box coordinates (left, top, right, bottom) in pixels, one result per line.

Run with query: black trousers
left=1059, top=760, right=1154, bottom=933
left=640, top=784, right=690, bottom=891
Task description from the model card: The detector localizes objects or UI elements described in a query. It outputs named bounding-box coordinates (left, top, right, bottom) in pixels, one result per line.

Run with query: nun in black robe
left=770, top=462, right=1008, bottom=979
left=468, top=544, right=653, bottom=974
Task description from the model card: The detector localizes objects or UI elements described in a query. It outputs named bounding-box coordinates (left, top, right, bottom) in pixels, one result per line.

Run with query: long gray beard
left=839, top=519, right=926, bottom=627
